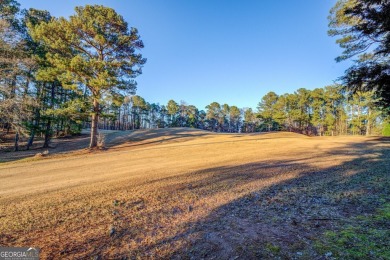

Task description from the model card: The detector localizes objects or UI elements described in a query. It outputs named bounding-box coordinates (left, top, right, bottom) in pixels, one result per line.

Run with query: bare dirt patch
left=0, top=129, right=389, bottom=259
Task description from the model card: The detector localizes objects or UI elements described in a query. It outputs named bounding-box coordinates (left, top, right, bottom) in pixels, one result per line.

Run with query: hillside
left=0, top=129, right=389, bottom=259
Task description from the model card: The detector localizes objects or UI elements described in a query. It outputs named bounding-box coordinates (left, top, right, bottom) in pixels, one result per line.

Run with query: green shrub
left=382, top=123, right=390, bottom=136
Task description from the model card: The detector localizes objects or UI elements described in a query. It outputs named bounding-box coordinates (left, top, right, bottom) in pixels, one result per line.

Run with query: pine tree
left=30, top=5, right=146, bottom=148
left=329, top=0, right=390, bottom=111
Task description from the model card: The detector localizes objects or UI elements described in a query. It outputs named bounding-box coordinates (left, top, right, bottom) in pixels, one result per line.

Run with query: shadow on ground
left=1, top=134, right=389, bottom=259
left=41, top=138, right=389, bottom=259
left=121, top=140, right=388, bottom=259
left=162, top=141, right=390, bottom=259
left=0, top=128, right=281, bottom=163
left=0, top=128, right=212, bottom=163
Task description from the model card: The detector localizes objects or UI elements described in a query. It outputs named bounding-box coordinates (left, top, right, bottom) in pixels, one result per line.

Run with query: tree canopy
left=328, top=0, right=390, bottom=111
left=1, top=0, right=389, bottom=153
left=30, top=5, right=146, bottom=148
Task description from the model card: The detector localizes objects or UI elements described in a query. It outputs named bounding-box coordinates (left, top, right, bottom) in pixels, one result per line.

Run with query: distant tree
left=0, top=0, right=36, bottom=151
left=130, top=95, right=147, bottom=129
left=311, top=88, right=326, bottom=135
left=158, top=105, right=168, bottom=128
left=198, top=110, right=207, bottom=129
left=221, top=104, right=230, bottom=131
left=178, top=100, right=188, bottom=127
left=273, top=94, right=289, bottom=130
left=30, top=5, right=146, bottom=148
left=329, top=0, right=390, bottom=112
left=257, top=91, right=279, bottom=131
left=186, top=105, right=199, bottom=128
left=205, top=102, right=222, bottom=131
left=360, top=90, right=381, bottom=136
left=295, top=88, right=312, bottom=132
left=229, top=105, right=241, bottom=132
left=148, top=103, right=160, bottom=128
left=167, top=99, right=179, bottom=127
left=242, top=108, right=257, bottom=133
left=285, top=93, right=300, bottom=131
left=347, top=89, right=380, bottom=135
left=323, top=85, right=345, bottom=136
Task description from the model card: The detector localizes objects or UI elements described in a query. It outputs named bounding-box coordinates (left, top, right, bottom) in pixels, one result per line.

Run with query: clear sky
left=18, top=0, right=349, bottom=110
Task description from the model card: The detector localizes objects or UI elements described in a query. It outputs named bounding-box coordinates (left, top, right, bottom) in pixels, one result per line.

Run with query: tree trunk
left=27, top=84, right=43, bottom=150
left=14, top=130, right=19, bottom=152
left=27, top=118, right=39, bottom=150
left=118, top=108, right=121, bottom=130
left=43, top=118, right=51, bottom=148
left=27, top=108, right=41, bottom=150
left=366, top=108, right=371, bottom=136
left=89, top=98, right=99, bottom=148
left=6, top=123, right=11, bottom=134
left=43, top=83, right=56, bottom=148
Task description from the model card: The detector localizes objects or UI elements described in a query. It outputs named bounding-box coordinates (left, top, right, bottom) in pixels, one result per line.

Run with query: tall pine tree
left=30, top=5, right=146, bottom=148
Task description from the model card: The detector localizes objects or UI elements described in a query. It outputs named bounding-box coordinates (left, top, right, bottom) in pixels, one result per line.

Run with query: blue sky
left=18, top=0, right=349, bottom=110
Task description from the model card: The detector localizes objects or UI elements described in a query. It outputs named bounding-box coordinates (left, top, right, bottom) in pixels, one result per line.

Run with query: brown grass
left=0, top=128, right=389, bottom=259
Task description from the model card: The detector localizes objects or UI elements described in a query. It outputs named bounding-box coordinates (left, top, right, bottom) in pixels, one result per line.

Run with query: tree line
left=1, top=0, right=389, bottom=151
left=84, top=85, right=383, bottom=137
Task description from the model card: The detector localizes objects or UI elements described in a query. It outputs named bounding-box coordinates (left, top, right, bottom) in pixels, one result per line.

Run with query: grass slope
left=0, top=129, right=389, bottom=259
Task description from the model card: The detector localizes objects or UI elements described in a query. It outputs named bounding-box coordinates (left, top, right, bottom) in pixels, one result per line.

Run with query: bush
left=382, top=123, right=390, bottom=136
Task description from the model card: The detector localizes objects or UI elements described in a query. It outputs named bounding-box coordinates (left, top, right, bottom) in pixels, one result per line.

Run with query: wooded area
left=1, top=0, right=390, bottom=259
left=1, top=0, right=389, bottom=151
left=83, top=86, right=384, bottom=136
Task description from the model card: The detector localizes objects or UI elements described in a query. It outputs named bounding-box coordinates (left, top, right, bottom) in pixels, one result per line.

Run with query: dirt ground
left=0, top=128, right=389, bottom=259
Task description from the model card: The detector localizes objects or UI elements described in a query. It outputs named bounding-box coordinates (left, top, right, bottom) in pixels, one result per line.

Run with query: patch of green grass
left=265, top=243, right=281, bottom=254
left=316, top=203, right=390, bottom=259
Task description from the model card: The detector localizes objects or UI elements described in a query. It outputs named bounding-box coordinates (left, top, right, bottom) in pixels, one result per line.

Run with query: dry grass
left=0, top=128, right=389, bottom=259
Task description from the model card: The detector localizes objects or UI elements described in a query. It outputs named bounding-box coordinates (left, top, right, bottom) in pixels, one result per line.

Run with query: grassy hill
left=0, top=129, right=389, bottom=259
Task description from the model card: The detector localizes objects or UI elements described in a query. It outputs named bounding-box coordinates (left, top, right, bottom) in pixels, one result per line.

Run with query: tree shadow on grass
left=0, top=128, right=211, bottom=163
left=105, top=128, right=212, bottom=150
left=0, top=134, right=91, bottom=163
left=2, top=137, right=389, bottom=259
left=0, top=128, right=304, bottom=163
left=106, top=130, right=301, bottom=153
left=54, top=137, right=390, bottom=259
left=176, top=142, right=389, bottom=259
left=129, top=139, right=390, bottom=259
